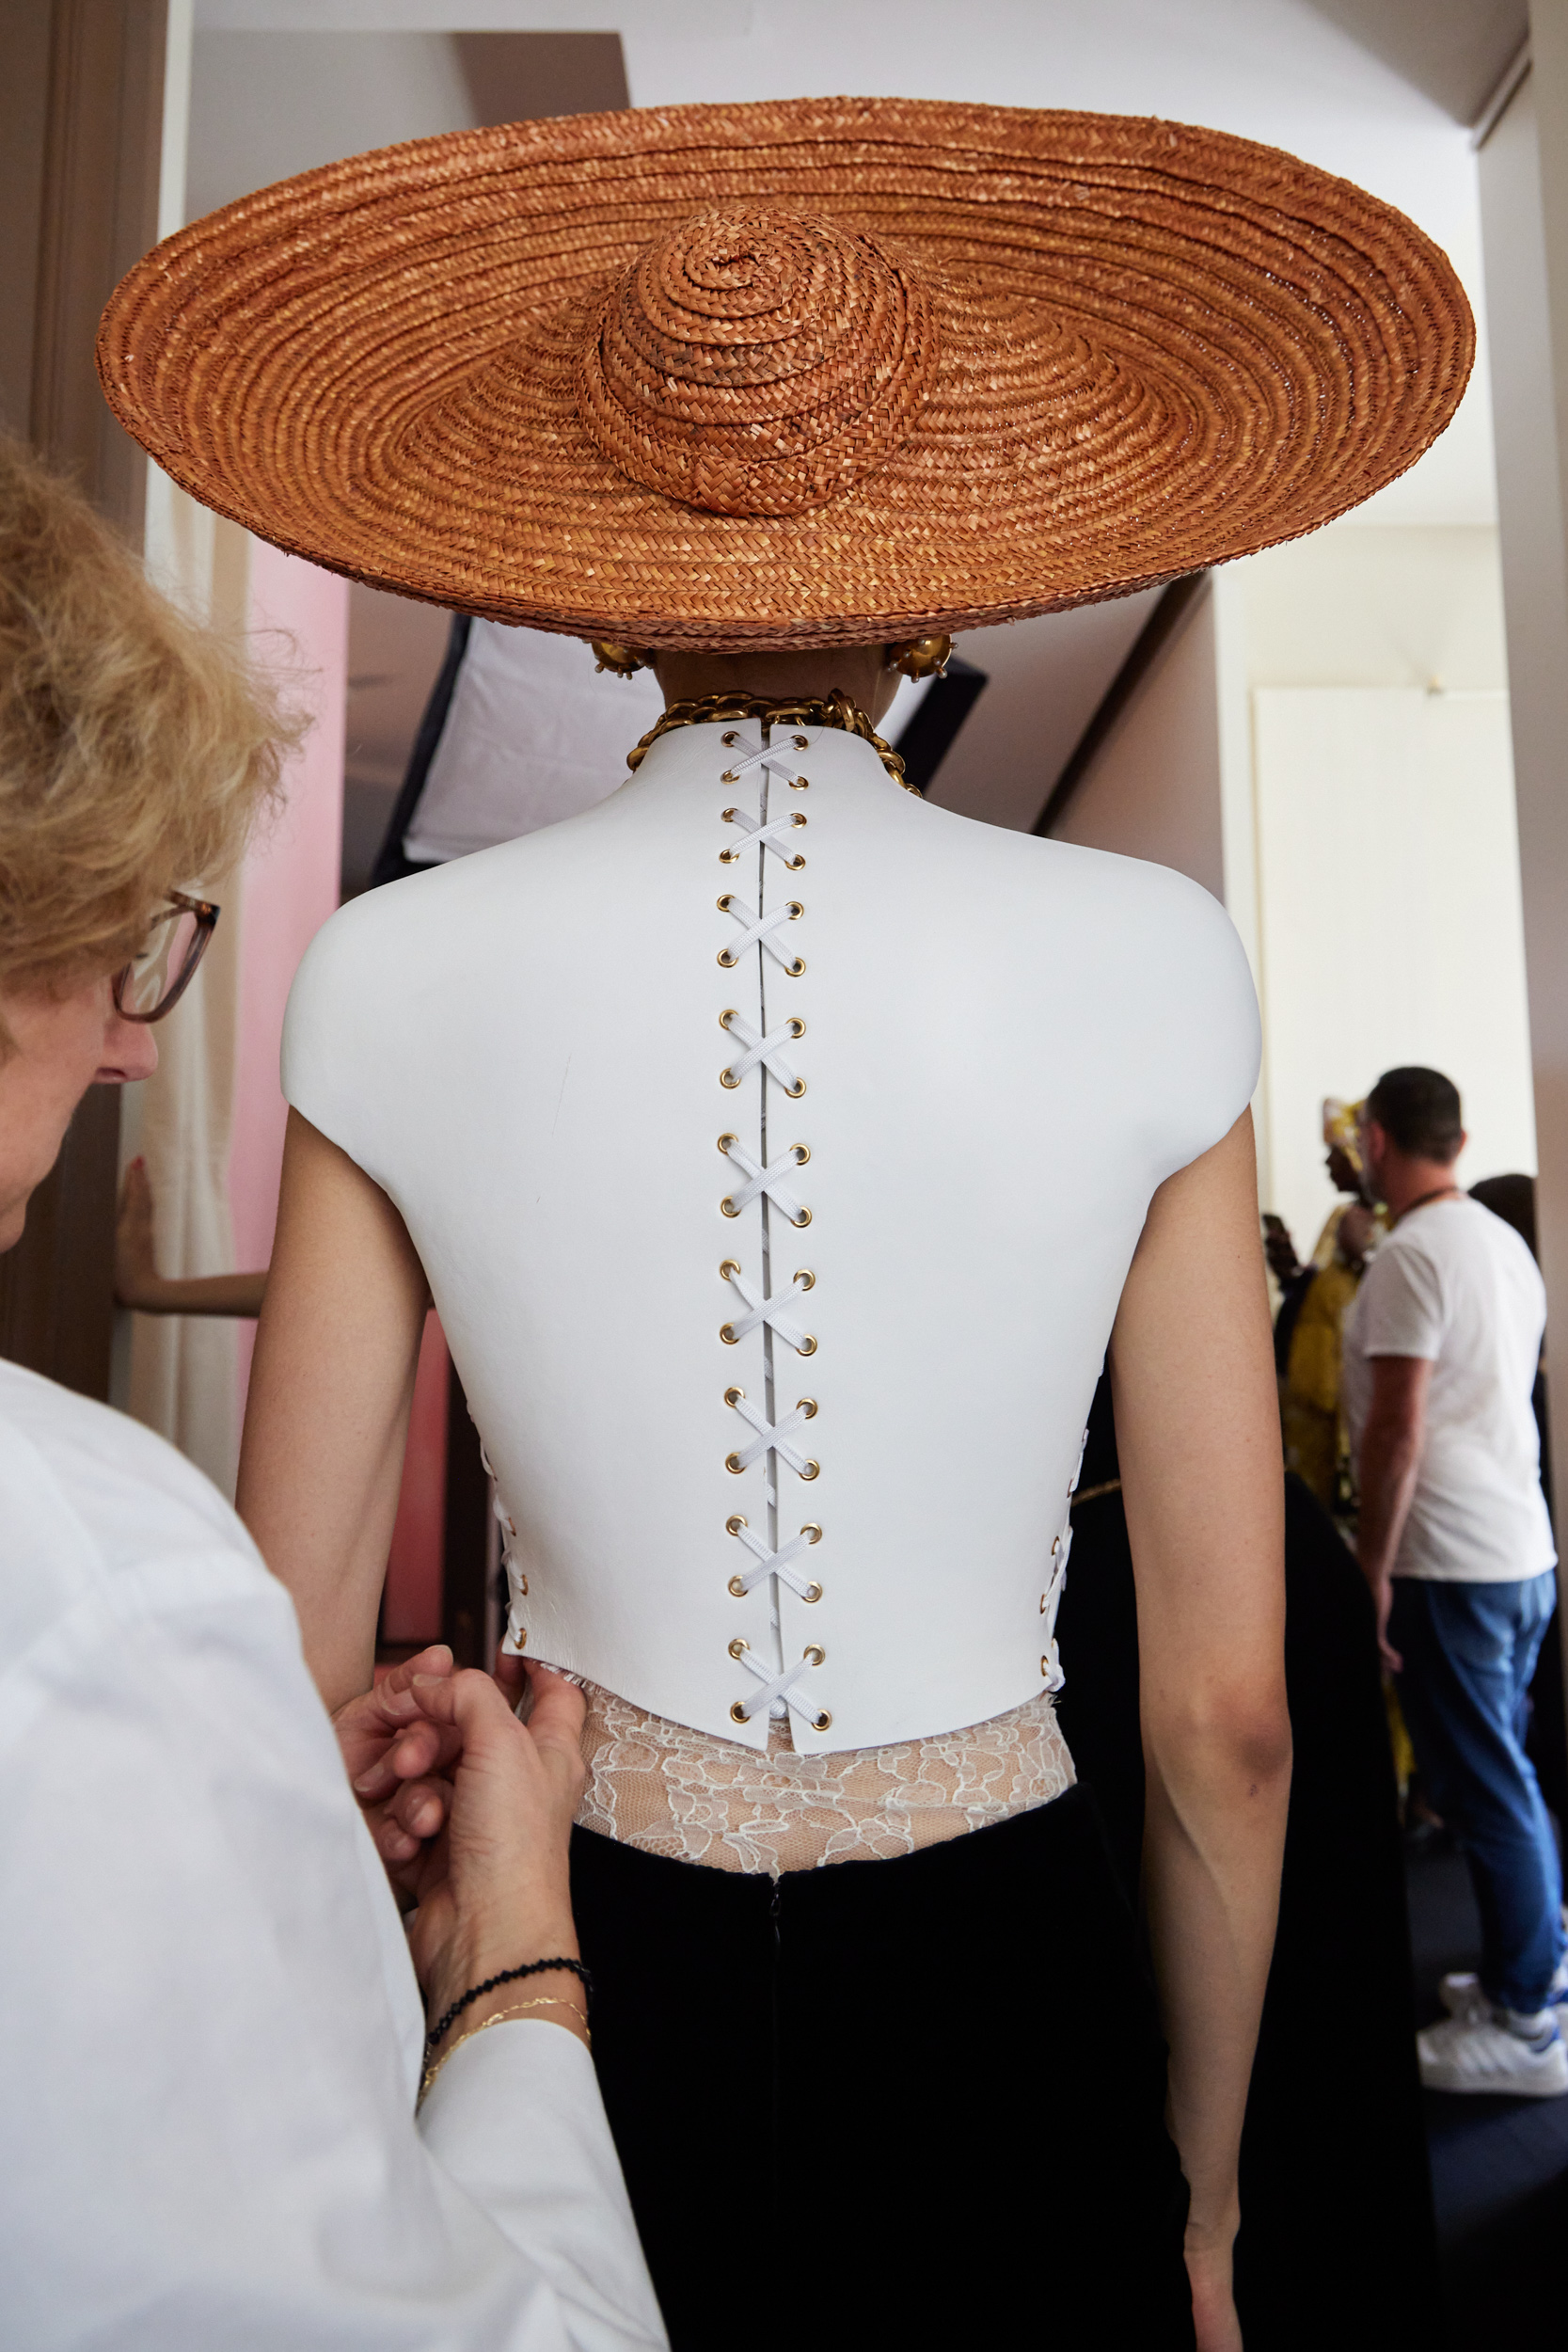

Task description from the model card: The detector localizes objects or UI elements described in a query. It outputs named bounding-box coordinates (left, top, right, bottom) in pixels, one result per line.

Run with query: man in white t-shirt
left=1343, top=1066, right=1564, bottom=2098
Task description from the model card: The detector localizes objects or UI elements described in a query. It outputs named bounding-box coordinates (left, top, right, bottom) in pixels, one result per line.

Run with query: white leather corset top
left=284, top=718, right=1259, bottom=1753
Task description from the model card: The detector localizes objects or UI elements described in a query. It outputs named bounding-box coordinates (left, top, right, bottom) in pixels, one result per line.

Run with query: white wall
left=1051, top=589, right=1227, bottom=901
left=1255, top=684, right=1535, bottom=1257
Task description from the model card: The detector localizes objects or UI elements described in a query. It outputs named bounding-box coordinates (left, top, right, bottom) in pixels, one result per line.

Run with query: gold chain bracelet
left=419, top=1996, right=591, bottom=2106
left=624, top=688, right=917, bottom=793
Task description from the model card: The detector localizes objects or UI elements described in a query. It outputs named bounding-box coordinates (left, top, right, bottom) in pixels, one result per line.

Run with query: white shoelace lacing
left=723, top=1389, right=817, bottom=1478
left=717, top=893, right=804, bottom=974
left=719, top=1262, right=815, bottom=1352
left=730, top=1643, right=823, bottom=1724
left=721, top=805, right=807, bottom=869
left=725, top=1518, right=822, bottom=1600
left=719, top=1008, right=804, bottom=1093
left=718, top=1134, right=810, bottom=1224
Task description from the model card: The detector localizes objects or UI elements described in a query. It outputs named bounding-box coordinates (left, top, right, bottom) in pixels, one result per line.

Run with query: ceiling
left=189, top=0, right=1514, bottom=838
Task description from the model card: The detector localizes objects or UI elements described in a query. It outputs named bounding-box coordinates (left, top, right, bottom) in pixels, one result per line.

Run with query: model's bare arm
left=1109, top=1109, right=1290, bottom=2350
left=1354, top=1354, right=1431, bottom=1674
left=237, top=1108, right=430, bottom=1710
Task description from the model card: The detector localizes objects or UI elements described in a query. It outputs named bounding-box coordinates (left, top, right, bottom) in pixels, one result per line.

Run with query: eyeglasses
left=112, top=891, right=220, bottom=1024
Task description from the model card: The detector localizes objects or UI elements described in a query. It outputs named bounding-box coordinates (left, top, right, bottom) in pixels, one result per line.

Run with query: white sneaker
left=1418, top=2008, right=1568, bottom=2097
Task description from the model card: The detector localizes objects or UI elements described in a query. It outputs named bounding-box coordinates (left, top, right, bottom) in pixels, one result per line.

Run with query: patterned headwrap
left=1322, top=1097, right=1366, bottom=1173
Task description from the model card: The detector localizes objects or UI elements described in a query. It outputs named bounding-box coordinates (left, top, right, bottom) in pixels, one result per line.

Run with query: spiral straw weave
left=97, top=96, right=1474, bottom=652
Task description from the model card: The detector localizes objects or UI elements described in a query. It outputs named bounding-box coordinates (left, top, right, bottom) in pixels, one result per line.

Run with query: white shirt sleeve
left=0, top=1519, right=665, bottom=2350
left=1357, top=1237, right=1446, bottom=1361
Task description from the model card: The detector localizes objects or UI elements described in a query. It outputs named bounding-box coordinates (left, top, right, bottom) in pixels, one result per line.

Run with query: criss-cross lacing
left=721, top=805, right=807, bottom=869
left=730, top=1643, right=825, bottom=1728
left=725, top=1517, right=822, bottom=1600
left=719, top=1008, right=804, bottom=1093
left=718, top=733, right=808, bottom=791
left=723, top=1388, right=818, bottom=1478
left=718, top=1134, right=810, bottom=1223
left=716, top=892, right=804, bottom=974
left=718, top=1261, right=816, bottom=1352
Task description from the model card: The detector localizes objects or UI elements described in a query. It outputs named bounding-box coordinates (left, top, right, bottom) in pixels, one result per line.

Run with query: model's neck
left=655, top=645, right=898, bottom=727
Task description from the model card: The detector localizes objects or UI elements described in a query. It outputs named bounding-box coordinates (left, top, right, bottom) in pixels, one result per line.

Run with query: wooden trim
left=1032, top=573, right=1208, bottom=838
left=0, top=0, right=167, bottom=1398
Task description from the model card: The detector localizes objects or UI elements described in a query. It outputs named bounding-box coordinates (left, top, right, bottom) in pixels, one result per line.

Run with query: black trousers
left=571, top=1783, right=1194, bottom=2351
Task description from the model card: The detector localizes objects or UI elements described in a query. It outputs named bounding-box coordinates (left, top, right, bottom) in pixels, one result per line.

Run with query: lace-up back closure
left=708, top=719, right=831, bottom=1740
left=282, top=711, right=1261, bottom=1759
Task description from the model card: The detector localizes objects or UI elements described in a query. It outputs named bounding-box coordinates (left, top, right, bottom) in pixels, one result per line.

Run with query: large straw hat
left=98, top=96, right=1472, bottom=653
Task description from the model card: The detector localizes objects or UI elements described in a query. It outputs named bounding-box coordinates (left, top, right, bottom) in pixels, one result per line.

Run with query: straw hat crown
left=574, top=206, right=939, bottom=516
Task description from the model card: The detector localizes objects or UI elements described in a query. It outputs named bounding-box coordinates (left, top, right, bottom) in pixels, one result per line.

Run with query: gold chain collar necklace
left=624, top=689, right=918, bottom=794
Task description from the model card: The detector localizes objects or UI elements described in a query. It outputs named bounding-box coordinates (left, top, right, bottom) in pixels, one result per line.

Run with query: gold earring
left=591, top=640, right=656, bottom=677
left=885, top=635, right=953, bottom=680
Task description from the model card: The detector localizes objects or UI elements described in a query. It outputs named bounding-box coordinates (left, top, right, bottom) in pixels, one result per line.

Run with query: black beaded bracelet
left=425, top=1958, right=592, bottom=2058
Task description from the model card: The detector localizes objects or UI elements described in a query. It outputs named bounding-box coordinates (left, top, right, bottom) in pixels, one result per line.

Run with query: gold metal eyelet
left=813, top=1709, right=832, bottom=1731
left=719, top=1323, right=738, bottom=1344
left=719, top=1258, right=741, bottom=1279
left=724, top=1387, right=744, bottom=1406
left=720, top=1198, right=740, bottom=1217
left=785, top=902, right=803, bottom=919
left=792, top=736, right=810, bottom=751
left=516, top=1573, right=529, bottom=1595
left=789, top=777, right=809, bottom=790
left=785, top=958, right=805, bottom=977
left=720, top=1068, right=741, bottom=1088
left=718, top=1135, right=738, bottom=1153
left=803, top=1582, right=823, bottom=1603
left=786, top=1018, right=805, bottom=1038
left=717, top=896, right=736, bottom=913
left=1052, top=1536, right=1063, bottom=1557
left=731, top=1701, right=750, bottom=1724
left=720, top=1009, right=738, bottom=1031
left=728, top=1576, right=747, bottom=1597
left=722, top=731, right=740, bottom=747
left=721, top=768, right=740, bottom=784
left=721, top=807, right=740, bottom=824
left=791, top=812, right=807, bottom=828
left=729, top=1637, right=749, bottom=1660
left=725, top=1453, right=745, bottom=1475
left=725, top=1514, right=747, bottom=1535
left=792, top=1145, right=810, bottom=1165
left=799, top=1460, right=820, bottom=1481
left=797, top=1399, right=817, bottom=1419
left=718, top=950, right=737, bottom=968
left=797, top=1335, right=817, bottom=1357
left=792, top=1208, right=813, bottom=1228
left=1040, top=1657, right=1050, bottom=1677
left=1040, top=1593, right=1048, bottom=1613
left=785, top=855, right=805, bottom=870
left=719, top=848, right=740, bottom=864
left=800, top=1524, right=822, bottom=1544
left=786, top=1079, right=806, bottom=1098
left=803, top=1645, right=825, bottom=1667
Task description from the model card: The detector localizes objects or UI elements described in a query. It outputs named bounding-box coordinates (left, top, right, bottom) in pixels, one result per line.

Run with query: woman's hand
left=333, top=1644, right=461, bottom=1896
left=399, top=1663, right=589, bottom=2041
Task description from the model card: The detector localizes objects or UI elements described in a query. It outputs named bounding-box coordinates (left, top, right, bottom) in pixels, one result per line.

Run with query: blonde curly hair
left=0, top=435, right=301, bottom=999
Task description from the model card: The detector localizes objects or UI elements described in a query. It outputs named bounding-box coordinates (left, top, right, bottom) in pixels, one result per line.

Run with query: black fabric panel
left=369, top=612, right=472, bottom=889
left=572, top=1786, right=1193, bottom=2352
left=1055, top=1375, right=1440, bottom=2348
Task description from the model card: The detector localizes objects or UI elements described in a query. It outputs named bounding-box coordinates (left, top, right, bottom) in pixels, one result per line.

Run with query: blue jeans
left=1390, top=1571, right=1566, bottom=2011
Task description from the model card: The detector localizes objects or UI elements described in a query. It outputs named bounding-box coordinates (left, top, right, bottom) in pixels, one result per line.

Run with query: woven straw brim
left=98, top=97, right=1474, bottom=652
